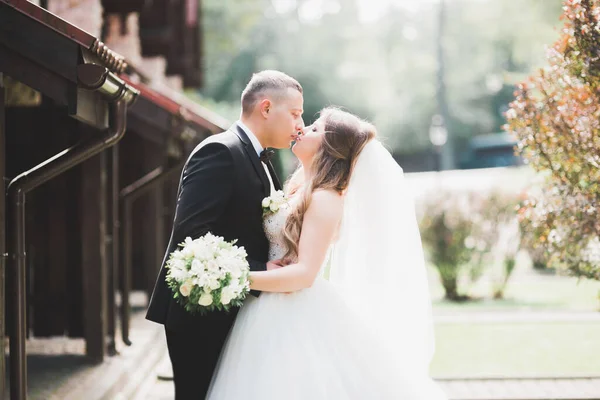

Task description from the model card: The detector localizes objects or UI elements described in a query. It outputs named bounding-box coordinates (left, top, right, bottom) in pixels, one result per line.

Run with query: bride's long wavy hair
left=282, top=107, right=377, bottom=261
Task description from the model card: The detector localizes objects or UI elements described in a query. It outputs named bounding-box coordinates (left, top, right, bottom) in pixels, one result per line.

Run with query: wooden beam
left=142, top=140, right=164, bottom=296
left=0, top=44, right=72, bottom=107
left=151, top=183, right=165, bottom=295
left=101, top=0, right=146, bottom=14
left=0, top=3, right=79, bottom=83
left=126, top=96, right=172, bottom=145
left=67, top=164, right=84, bottom=337
left=106, top=145, right=118, bottom=355
left=80, top=149, right=108, bottom=363
left=31, top=108, right=72, bottom=336
left=0, top=72, right=6, bottom=400
left=139, top=0, right=173, bottom=57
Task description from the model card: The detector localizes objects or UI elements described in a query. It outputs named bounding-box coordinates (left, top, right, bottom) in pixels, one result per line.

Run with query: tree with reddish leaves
left=505, top=0, right=600, bottom=280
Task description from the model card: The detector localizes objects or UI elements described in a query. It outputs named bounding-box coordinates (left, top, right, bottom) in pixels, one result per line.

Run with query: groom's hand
left=267, top=259, right=287, bottom=271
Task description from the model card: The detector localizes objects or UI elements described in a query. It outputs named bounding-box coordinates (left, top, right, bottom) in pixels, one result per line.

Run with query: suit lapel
left=266, top=161, right=282, bottom=191
left=232, top=123, right=271, bottom=197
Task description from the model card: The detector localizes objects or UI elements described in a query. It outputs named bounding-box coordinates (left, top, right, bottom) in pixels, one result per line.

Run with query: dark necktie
left=259, top=148, right=275, bottom=163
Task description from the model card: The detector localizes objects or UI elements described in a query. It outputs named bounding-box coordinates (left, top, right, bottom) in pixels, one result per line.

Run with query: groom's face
left=265, top=88, right=304, bottom=149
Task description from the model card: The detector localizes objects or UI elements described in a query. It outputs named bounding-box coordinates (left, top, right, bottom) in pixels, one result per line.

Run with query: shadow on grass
left=432, top=296, right=563, bottom=312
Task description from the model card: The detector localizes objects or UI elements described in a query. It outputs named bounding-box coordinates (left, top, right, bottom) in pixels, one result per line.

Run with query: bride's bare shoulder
left=312, top=189, right=343, bottom=200
left=309, top=190, right=343, bottom=217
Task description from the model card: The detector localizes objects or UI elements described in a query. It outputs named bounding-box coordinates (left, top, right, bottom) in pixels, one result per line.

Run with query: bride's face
left=292, top=118, right=326, bottom=160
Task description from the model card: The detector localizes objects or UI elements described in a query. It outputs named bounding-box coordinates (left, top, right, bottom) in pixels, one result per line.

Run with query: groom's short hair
left=241, top=70, right=303, bottom=116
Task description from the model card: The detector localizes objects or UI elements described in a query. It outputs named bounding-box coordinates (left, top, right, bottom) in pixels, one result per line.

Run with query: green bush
left=505, top=0, right=600, bottom=281
left=419, top=189, right=521, bottom=301
left=518, top=195, right=555, bottom=272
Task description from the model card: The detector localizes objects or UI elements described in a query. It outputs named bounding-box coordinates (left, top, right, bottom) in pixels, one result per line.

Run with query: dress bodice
left=263, top=201, right=331, bottom=277
left=263, top=204, right=292, bottom=262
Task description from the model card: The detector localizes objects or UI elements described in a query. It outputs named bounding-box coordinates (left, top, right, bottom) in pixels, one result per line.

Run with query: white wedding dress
left=207, top=140, right=447, bottom=399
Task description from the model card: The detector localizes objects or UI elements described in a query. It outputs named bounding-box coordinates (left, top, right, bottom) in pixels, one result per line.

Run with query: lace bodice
left=263, top=202, right=332, bottom=278
left=263, top=205, right=292, bottom=262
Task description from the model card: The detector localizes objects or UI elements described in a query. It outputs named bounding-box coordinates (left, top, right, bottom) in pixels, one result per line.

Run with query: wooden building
left=0, top=1, right=227, bottom=398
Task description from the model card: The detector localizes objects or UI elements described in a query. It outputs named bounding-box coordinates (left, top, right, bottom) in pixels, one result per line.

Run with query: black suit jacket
left=146, top=123, right=282, bottom=331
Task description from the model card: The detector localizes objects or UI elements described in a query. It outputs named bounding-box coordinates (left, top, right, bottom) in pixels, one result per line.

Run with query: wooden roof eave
left=0, top=0, right=228, bottom=143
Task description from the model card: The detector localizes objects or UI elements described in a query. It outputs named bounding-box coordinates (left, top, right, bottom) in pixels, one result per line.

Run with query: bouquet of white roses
left=262, top=190, right=289, bottom=216
left=165, top=232, right=251, bottom=315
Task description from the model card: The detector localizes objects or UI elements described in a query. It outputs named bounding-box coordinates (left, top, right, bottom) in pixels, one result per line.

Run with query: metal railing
left=119, top=162, right=184, bottom=344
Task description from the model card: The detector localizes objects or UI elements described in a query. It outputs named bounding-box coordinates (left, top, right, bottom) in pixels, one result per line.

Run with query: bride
left=207, top=107, right=447, bottom=399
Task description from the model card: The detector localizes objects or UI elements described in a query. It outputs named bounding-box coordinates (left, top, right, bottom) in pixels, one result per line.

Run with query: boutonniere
left=262, top=190, right=290, bottom=216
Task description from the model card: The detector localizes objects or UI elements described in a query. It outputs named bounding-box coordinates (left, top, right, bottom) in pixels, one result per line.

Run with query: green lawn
left=502, top=277, right=600, bottom=311
left=432, top=277, right=600, bottom=313
left=431, top=321, right=600, bottom=378
left=426, top=260, right=600, bottom=378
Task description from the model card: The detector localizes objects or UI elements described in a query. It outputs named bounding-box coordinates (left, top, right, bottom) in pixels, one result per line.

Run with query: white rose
left=229, top=259, right=243, bottom=271
left=216, top=268, right=228, bottom=280
left=229, top=284, right=242, bottom=297
left=230, top=268, right=242, bottom=279
left=181, top=246, right=194, bottom=258
left=220, top=292, right=233, bottom=305
left=209, top=278, right=221, bottom=291
left=217, top=255, right=232, bottom=270
left=193, top=246, right=212, bottom=262
left=170, top=259, right=186, bottom=271
left=168, top=267, right=188, bottom=282
left=222, top=284, right=240, bottom=305
left=236, top=247, right=248, bottom=259
left=198, top=292, right=213, bottom=306
left=206, top=260, right=219, bottom=272
left=179, top=280, right=193, bottom=297
left=262, top=197, right=271, bottom=208
left=224, top=281, right=244, bottom=302
left=203, top=233, right=215, bottom=242
left=270, top=203, right=279, bottom=212
left=190, top=259, right=204, bottom=275
left=195, top=274, right=208, bottom=288
left=191, top=258, right=202, bottom=268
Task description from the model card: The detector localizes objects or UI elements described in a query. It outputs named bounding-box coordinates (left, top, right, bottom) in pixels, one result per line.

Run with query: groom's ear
left=259, top=99, right=272, bottom=119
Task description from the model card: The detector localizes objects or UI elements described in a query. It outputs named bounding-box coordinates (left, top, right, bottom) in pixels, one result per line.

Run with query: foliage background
left=194, top=0, right=564, bottom=165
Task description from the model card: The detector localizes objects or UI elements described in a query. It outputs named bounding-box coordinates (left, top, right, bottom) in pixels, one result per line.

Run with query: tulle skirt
left=207, top=278, right=447, bottom=400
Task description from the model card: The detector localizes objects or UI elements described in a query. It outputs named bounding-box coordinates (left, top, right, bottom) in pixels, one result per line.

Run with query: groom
left=146, top=70, right=304, bottom=399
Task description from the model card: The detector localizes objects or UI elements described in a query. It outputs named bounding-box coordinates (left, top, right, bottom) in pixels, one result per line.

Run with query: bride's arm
left=249, top=190, right=343, bottom=293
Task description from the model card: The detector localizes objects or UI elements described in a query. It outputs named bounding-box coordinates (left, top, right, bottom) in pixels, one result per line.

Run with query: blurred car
left=459, top=132, right=523, bottom=169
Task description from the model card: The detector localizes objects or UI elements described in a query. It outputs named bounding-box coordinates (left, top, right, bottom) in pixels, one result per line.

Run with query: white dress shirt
left=237, top=120, right=276, bottom=194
